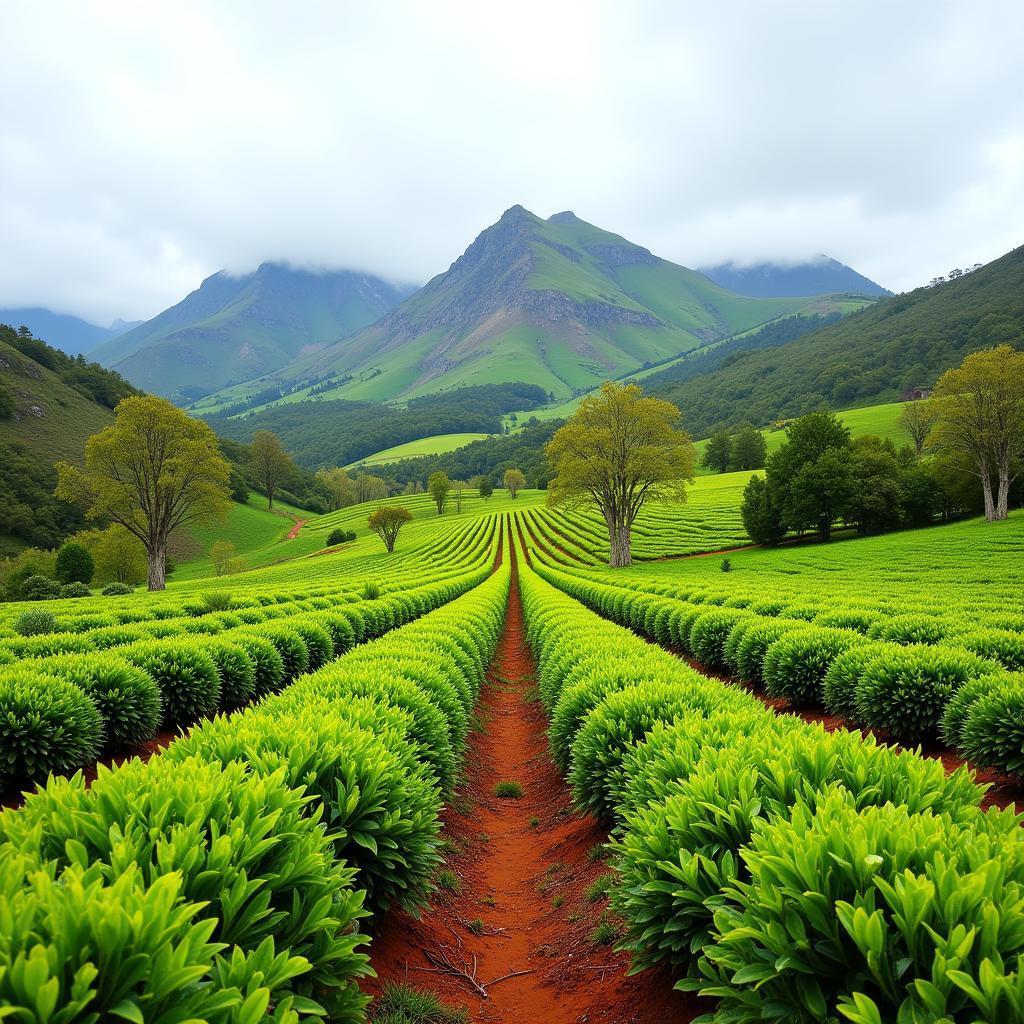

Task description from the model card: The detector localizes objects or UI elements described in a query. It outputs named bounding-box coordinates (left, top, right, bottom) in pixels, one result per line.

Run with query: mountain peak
left=498, top=204, right=534, bottom=223
left=699, top=257, right=890, bottom=298
left=547, top=210, right=579, bottom=224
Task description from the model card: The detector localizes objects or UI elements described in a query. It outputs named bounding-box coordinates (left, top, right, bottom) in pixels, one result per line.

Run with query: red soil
left=287, top=518, right=306, bottom=540
left=365, top=530, right=702, bottom=1023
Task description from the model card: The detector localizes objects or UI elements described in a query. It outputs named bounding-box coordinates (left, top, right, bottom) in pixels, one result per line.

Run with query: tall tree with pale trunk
left=931, top=345, right=1024, bottom=521
left=545, top=381, right=696, bottom=567
left=55, top=396, right=230, bottom=591
left=249, top=431, right=294, bottom=510
left=900, top=399, right=940, bottom=456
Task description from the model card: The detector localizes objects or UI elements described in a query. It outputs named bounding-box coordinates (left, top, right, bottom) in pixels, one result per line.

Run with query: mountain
left=93, top=263, right=414, bottom=402
left=0, top=307, right=141, bottom=356
left=647, top=245, right=1024, bottom=437
left=200, top=207, right=858, bottom=411
left=699, top=256, right=890, bottom=298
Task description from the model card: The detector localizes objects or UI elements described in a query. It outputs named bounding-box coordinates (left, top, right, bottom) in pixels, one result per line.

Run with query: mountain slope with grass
left=700, top=256, right=890, bottom=298
left=647, top=244, right=1024, bottom=437
left=93, top=262, right=414, bottom=402
left=195, top=207, right=856, bottom=411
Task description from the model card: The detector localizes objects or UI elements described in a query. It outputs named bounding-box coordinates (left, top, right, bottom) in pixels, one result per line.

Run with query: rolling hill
left=0, top=307, right=141, bottom=356
left=699, top=256, right=890, bottom=298
left=93, top=262, right=414, bottom=402
left=647, top=243, right=1024, bottom=437
left=193, top=207, right=860, bottom=412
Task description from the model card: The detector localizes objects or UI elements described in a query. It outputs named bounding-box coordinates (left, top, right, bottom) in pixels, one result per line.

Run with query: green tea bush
left=35, top=652, right=161, bottom=747
left=13, top=609, right=56, bottom=636
left=121, top=640, right=221, bottom=728
left=0, top=756, right=371, bottom=1019
left=939, top=672, right=1015, bottom=747
left=956, top=627, right=1024, bottom=671
left=691, top=793, right=1024, bottom=1023
left=733, top=619, right=805, bottom=685
left=854, top=644, right=998, bottom=743
left=959, top=674, right=1024, bottom=780
left=202, top=637, right=257, bottom=709
left=289, top=619, right=334, bottom=671
left=254, top=623, right=310, bottom=681
left=232, top=632, right=286, bottom=697
left=688, top=608, right=753, bottom=672
left=867, top=612, right=950, bottom=645
left=762, top=627, right=866, bottom=707
left=821, top=641, right=897, bottom=722
left=0, top=668, right=103, bottom=787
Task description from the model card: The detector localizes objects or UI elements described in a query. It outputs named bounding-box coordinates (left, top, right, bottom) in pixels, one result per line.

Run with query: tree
left=428, top=471, right=451, bottom=514
left=354, top=473, right=389, bottom=503
left=477, top=476, right=493, bottom=501
left=452, top=479, right=467, bottom=513
left=731, top=423, right=767, bottom=470
left=55, top=542, right=94, bottom=585
left=703, top=430, right=733, bottom=473
left=368, top=505, right=412, bottom=552
left=900, top=399, right=940, bottom=456
left=931, top=345, right=1024, bottom=521
left=55, top=395, right=230, bottom=590
left=249, top=431, right=294, bottom=510
left=503, top=468, right=526, bottom=498
left=90, top=524, right=146, bottom=585
left=546, top=381, right=696, bottom=567
left=846, top=437, right=904, bottom=534
left=227, top=465, right=249, bottom=503
left=210, top=539, right=237, bottom=576
left=740, top=474, right=785, bottom=545
left=316, top=467, right=356, bottom=511
left=787, top=447, right=856, bottom=540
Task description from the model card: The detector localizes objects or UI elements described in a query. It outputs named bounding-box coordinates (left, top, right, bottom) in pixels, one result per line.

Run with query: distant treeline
left=0, top=323, right=138, bottom=410
left=375, top=418, right=561, bottom=490
left=647, top=244, right=1024, bottom=437
left=208, top=382, right=548, bottom=469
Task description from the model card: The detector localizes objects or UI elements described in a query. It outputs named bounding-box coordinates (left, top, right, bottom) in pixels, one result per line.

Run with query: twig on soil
left=412, top=942, right=536, bottom=999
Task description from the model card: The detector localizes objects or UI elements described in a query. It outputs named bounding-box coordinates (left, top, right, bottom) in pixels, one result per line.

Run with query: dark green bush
left=688, top=608, right=753, bottom=672
left=867, top=612, right=950, bottom=645
left=121, top=640, right=221, bottom=728
left=55, top=542, right=94, bottom=585
left=732, top=619, right=806, bottom=685
left=35, top=653, right=161, bottom=748
left=21, top=574, right=60, bottom=601
left=13, top=609, right=57, bottom=636
left=854, top=645, right=998, bottom=743
left=939, top=672, right=1013, bottom=748
left=959, top=674, right=1024, bottom=780
left=289, top=620, right=334, bottom=671
left=326, top=528, right=356, bottom=546
left=199, top=591, right=235, bottom=613
left=232, top=632, right=286, bottom=697
left=101, top=581, right=133, bottom=596
left=59, top=582, right=92, bottom=599
left=254, top=624, right=309, bottom=682
left=956, top=628, right=1024, bottom=671
left=202, top=637, right=257, bottom=709
left=0, top=668, right=103, bottom=787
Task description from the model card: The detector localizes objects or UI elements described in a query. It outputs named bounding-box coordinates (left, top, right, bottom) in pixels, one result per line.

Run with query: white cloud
left=1, top=0, right=1023, bottom=322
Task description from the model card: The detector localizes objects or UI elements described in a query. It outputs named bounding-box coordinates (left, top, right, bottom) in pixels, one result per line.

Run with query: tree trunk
left=609, top=522, right=632, bottom=568
left=996, top=458, right=1011, bottom=521
left=267, top=485, right=275, bottom=511
left=147, top=538, right=167, bottom=591
left=981, top=472, right=996, bottom=522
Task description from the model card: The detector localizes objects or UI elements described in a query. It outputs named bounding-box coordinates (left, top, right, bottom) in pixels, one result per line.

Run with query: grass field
left=346, top=432, right=491, bottom=469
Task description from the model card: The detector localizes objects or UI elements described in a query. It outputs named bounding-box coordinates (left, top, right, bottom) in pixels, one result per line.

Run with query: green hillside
left=346, top=432, right=491, bottom=469
left=647, top=244, right=1024, bottom=436
left=193, top=207, right=860, bottom=412
left=94, top=263, right=412, bottom=402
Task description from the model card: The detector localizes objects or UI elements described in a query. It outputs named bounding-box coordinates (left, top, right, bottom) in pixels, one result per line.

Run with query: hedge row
left=0, top=550, right=510, bottom=1022
left=517, top=548, right=1024, bottom=1023
left=531, top=555, right=1023, bottom=760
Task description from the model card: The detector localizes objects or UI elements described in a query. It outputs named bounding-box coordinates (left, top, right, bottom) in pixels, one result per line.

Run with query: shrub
left=59, top=581, right=92, bottom=599
left=327, top=528, right=356, bottom=546
left=289, top=620, right=334, bottom=671
left=35, top=653, right=162, bottom=748
left=867, top=612, right=950, bottom=645
left=689, top=608, right=753, bottom=672
left=254, top=623, right=310, bottom=682
left=956, top=628, right=1024, bottom=671
left=202, top=637, right=257, bottom=709
left=55, top=541, right=94, bottom=585
left=854, top=645, right=998, bottom=743
left=121, top=640, right=221, bottom=728
left=720, top=557, right=731, bottom=572
left=363, top=581, right=382, bottom=600
left=821, top=641, right=896, bottom=722
left=494, top=780, right=524, bottom=798
left=938, top=672, right=1012, bottom=748
left=732, top=619, right=806, bottom=685
left=0, top=668, right=103, bottom=787
left=1, top=757, right=372, bottom=1019
left=14, top=609, right=57, bottom=636
left=232, top=633, right=286, bottom=697
left=199, top=591, right=235, bottom=613
left=20, top=574, right=60, bottom=601
left=959, top=674, right=1024, bottom=779
left=762, top=627, right=866, bottom=707
left=691, top=793, right=1024, bottom=1023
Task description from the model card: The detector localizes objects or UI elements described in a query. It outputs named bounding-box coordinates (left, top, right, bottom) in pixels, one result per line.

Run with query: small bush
left=0, top=669, right=103, bottom=787
left=327, top=528, right=357, bottom=546
left=59, top=582, right=92, bottom=599
left=821, top=641, right=895, bottom=722
left=959, top=673, right=1024, bottom=779
left=762, top=627, right=866, bottom=707
left=101, top=582, right=133, bottom=596
left=121, top=640, right=221, bottom=728
left=14, top=609, right=57, bottom=636
left=494, top=780, right=524, bottom=798
left=21, top=574, right=61, bottom=601
left=202, top=638, right=257, bottom=709
left=371, top=982, right=468, bottom=1024
left=720, top=557, right=731, bottom=572
left=362, top=581, right=382, bottom=600
left=55, top=541, right=94, bottom=584
left=436, top=869, right=460, bottom=892
left=199, top=591, right=234, bottom=613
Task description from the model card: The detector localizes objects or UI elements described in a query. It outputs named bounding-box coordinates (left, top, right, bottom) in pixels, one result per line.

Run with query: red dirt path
left=287, top=517, right=306, bottom=540
left=364, top=531, right=701, bottom=1023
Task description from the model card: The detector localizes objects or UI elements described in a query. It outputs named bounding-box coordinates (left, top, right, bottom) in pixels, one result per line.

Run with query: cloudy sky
left=2, top=1, right=1024, bottom=324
